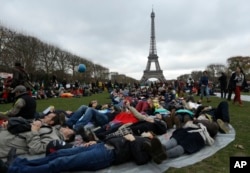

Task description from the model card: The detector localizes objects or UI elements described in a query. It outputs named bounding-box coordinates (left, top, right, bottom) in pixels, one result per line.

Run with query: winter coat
left=0, top=125, right=64, bottom=158
left=171, top=127, right=205, bottom=154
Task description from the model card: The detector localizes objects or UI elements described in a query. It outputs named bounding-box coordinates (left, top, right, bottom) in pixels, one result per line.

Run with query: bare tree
left=37, top=43, right=58, bottom=74
left=0, top=26, right=16, bottom=72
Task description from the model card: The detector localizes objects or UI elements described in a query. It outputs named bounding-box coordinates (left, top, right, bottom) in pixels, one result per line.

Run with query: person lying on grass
left=0, top=132, right=167, bottom=173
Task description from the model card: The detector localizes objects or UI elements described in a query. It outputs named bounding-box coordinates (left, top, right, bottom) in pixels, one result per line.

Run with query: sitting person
left=0, top=133, right=166, bottom=173
left=0, top=111, right=74, bottom=158
left=36, top=87, right=48, bottom=99
left=0, top=85, right=36, bottom=120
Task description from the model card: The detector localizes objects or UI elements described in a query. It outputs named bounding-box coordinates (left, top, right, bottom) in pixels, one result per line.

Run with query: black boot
left=143, top=137, right=167, bottom=164
left=0, top=159, right=8, bottom=173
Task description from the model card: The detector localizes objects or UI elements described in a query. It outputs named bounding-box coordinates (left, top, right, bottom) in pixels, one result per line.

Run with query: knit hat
left=11, top=85, right=26, bottom=93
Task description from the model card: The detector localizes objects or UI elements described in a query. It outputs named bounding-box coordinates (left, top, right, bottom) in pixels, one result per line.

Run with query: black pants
left=227, top=88, right=233, bottom=101
left=214, top=101, right=230, bottom=123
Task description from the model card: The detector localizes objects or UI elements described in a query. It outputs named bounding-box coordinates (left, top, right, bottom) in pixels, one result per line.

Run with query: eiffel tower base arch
left=140, top=70, right=166, bottom=83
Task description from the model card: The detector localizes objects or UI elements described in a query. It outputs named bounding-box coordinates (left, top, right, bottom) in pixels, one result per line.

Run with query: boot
left=143, top=137, right=167, bottom=164
left=0, top=159, right=8, bottom=173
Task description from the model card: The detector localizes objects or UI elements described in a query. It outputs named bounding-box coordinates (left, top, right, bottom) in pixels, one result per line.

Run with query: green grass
left=0, top=93, right=112, bottom=112
left=1, top=92, right=249, bottom=173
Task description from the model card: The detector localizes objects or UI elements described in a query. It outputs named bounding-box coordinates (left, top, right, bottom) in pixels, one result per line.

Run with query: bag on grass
left=7, top=117, right=32, bottom=134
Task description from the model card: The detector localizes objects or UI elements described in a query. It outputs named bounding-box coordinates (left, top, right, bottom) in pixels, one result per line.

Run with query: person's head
left=42, top=112, right=66, bottom=126
left=60, top=126, right=75, bottom=142
left=89, top=100, right=98, bottom=108
left=11, top=85, right=27, bottom=96
left=236, top=66, right=244, bottom=74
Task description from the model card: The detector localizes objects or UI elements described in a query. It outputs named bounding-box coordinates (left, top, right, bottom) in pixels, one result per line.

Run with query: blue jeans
left=65, top=105, right=89, bottom=128
left=200, top=85, right=209, bottom=99
left=8, top=143, right=115, bottom=173
left=74, top=108, right=109, bottom=131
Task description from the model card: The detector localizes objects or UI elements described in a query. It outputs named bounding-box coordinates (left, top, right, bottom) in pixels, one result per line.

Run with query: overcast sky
left=1, top=0, right=250, bottom=80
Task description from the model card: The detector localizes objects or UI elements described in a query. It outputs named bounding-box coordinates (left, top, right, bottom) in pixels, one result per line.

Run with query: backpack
left=7, top=117, right=32, bottom=134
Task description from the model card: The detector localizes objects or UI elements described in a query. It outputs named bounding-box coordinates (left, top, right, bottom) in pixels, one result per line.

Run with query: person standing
left=186, top=77, right=194, bottom=95
left=199, top=71, right=211, bottom=102
left=227, top=71, right=234, bottom=101
left=11, top=62, right=33, bottom=90
left=231, top=66, right=247, bottom=106
left=218, top=72, right=227, bottom=99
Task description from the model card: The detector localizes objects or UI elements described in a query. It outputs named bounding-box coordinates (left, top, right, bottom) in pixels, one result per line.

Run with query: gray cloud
left=1, top=0, right=250, bottom=80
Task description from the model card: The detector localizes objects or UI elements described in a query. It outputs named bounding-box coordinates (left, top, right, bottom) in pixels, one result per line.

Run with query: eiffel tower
left=140, top=9, right=166, bottom=83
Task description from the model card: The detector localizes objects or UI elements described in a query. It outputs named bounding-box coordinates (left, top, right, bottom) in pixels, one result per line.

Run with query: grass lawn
left=0, top=92, right=249, bottom=173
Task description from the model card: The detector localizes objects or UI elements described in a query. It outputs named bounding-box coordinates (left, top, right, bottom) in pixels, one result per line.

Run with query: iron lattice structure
left=140, top=10, right=166, bottom=83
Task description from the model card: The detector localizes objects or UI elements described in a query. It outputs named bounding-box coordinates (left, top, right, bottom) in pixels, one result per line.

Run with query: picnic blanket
left=17, top=125, right=235, bottom=173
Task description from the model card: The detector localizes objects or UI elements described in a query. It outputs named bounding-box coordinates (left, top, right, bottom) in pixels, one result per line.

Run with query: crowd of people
left=0, top=62, right=246, bottom=172
left=0, top=83, right=233, bottom=172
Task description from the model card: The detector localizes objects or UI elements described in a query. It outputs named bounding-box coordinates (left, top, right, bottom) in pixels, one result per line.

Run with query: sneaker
left=217, top=119, right=230, bottom=134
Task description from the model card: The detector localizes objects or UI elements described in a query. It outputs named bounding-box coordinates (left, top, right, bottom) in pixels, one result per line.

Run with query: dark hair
left=51, top=112, right=66, bottom=126
left=88, top=100, right=97, bottom=107
left=65, top=132, right=75, bottom=143
left=194, top=106, right=205, bottom=118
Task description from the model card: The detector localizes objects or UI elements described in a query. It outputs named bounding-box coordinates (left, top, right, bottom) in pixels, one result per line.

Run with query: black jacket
left=106, top=136, right=151, bottom=165
left=15, top=93, right=36, bottom=119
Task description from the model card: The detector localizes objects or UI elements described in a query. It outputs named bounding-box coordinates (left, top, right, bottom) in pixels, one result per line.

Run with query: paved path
left=214, top=92, right=250, bottom=102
